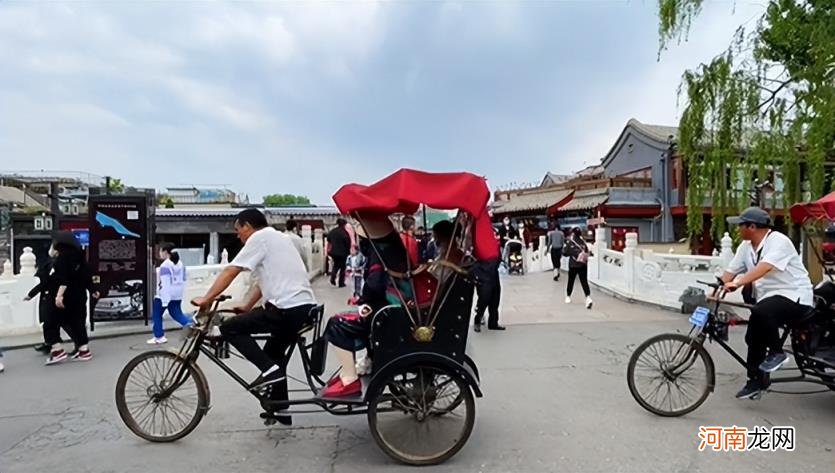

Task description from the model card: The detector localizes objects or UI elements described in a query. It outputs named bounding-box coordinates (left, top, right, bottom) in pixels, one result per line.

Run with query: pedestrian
left=327, top=218, right=351, bottom=288
left=147, top=242, right=191, bottom=345
left=563, top=227, right=592, bottom=309
left=473, top=233, right=505, bottom=332
left=399, top=215, right=420, bottom=268
left=547, top=223, right=565, bottom=281
left=26, top=253, right=62, bottom=354
left=284, top=220, right=308, bottom=271
left=45, top=232, right=98, bottom=365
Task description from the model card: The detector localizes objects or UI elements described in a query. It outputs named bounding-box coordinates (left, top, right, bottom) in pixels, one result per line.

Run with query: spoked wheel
left=627, top=333, right=714, bottom=417
left=368, top=365, right=475, bottom=465
left=115, top=350, right=210, bottom=442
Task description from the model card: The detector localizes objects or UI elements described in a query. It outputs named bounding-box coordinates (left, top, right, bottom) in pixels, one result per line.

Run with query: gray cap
left=726, top=207, right=772, bottom=226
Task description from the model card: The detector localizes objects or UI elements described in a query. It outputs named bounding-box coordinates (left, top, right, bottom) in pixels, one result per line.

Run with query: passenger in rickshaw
left=322, top=213, right=410, bottom=397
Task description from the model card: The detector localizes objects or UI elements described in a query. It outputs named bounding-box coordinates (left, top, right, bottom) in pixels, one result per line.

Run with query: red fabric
left=333, top=169, right=499, bottom=261
left=400, top=233, right=420, bottom=267
left=790, top=192, right=835, bottom=223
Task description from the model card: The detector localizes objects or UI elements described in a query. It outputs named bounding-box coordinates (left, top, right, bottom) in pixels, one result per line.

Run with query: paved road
left=1, top=273, right=832, bottom=472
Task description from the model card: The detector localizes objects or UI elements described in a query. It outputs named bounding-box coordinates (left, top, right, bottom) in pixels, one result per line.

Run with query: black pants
left=221, top=304, right=315, bottom=400
left=550, top=249, right=563, bottom=271
left=745, top=295, right=809, bottom=381
left=474, top=274, right=501, bottom=328
left=330, top=254, right=347, bottom=286
left=44, top=300, right=88, bottom=348
left=567, top=266, right=590, bottom=297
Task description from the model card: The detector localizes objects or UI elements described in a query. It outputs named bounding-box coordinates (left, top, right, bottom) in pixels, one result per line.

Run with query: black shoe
left=338, top=284, right=346, bottom=288
left=488, top=325, right=506, bottom=331
left=474, top=323, right=481, bottom=333
left=260, top=411, right=292, bottom=426
left=735, top=380, right=764, bottom=400
left=33, top=343, right=51, bottom=354
left=759, top=352, right=789, bottom=373
left=248, top=369, right=286, bottom=392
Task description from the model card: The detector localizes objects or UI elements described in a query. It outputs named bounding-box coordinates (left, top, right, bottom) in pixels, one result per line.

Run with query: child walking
left=147, top=243, right=191, bottom=344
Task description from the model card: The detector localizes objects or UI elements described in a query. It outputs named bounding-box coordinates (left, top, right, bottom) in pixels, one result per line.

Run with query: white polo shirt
left=231, top=227, right=316, bottom=309
left=727, top=231, right=813, bottom=306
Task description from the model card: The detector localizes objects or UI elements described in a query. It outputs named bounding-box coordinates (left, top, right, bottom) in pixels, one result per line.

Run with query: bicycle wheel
left=115, top=350, right=210, bottom=442
left=368, top=365, right=475, bottom=465
left=627, top=333, right=714, bottom=417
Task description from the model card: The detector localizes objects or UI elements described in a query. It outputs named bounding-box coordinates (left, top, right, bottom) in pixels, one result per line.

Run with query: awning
left=491, top=189, right=573, bottom=215
left=557, top=189, right=609, bottom=212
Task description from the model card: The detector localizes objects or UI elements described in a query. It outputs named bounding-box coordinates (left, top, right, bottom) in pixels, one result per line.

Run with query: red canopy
left=332, top=169, right=500, bottom=261
left=789, top=191, right=835, bottom=224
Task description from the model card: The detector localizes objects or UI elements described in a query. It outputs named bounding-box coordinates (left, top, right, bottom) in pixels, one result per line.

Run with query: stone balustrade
left=521, top=229, right=737, bottom=311
left=0, top=227, right=327, bottom=337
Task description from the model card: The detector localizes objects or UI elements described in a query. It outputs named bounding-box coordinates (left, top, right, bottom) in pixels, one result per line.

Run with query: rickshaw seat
left=250, top=304, right=325, bottom=342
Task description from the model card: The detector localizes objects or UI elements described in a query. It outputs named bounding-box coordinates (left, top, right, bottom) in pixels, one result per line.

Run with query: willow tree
left=658, top=0, right=834, bottom=240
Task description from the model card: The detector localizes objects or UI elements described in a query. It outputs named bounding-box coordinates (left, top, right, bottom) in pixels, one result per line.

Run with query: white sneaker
left=564, top=296, right=571, bottom=304
left=585, top=296, right=593, bottom=309
left=356, top=355, right=372, bottom=376
left=0, top=361, right=4, bottom=373
left=146, top=337, right=168, bottom=345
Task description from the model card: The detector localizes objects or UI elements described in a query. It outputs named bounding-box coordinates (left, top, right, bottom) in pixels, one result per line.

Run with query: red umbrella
left=789, top=192, right=835, bottom=223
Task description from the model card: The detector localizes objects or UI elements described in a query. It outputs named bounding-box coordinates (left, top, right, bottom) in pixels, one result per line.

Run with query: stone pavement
left=0, top=272, right=832, bottom=473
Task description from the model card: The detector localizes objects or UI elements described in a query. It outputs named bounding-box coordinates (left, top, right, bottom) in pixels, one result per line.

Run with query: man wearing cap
left=721, top=207, right=813, bottom=399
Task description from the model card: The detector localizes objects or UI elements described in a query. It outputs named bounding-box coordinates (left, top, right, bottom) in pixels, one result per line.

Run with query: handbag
left=570, top=239, right=589, bottom=264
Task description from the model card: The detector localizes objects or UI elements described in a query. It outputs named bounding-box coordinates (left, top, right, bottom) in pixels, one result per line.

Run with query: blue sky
left=0, top=1, right=765, bottom=204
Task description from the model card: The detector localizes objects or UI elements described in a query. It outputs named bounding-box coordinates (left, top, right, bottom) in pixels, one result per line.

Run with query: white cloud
left=555, top=1, right=767, bottom=174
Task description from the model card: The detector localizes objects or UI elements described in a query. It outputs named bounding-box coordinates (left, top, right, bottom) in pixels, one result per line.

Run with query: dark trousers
left=220, top=304, right=315, bottom=400
left=745, top=295, right=808, bottom=381
left=44, top=300, right=89, bottom=348
left=330, top=254, right=347, bottom=286
left=567, top=266, right=590, bottom=297
left=474, top=276, right=501, bottom=328
left=550, top=249, right=563, bottom=271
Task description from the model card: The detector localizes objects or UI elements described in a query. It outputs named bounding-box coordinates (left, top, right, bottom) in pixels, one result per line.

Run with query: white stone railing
left=521, top=230, right=737, bottom=311
left=0, top=225, right=326, bottom=337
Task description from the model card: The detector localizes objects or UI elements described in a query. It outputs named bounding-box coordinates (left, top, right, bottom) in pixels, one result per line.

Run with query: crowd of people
left=4, top=205, right=805, bottom=404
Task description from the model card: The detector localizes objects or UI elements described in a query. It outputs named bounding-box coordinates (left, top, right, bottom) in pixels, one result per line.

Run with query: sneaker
left=356, top=356, right=372, bottom=376
left=735, top=379, right=764, bottom=400
left=33, top=343, right=51, bottom=354
left=564, top=296, right=571, bottom=304
left=0, top=361, right=5, bottom=373
left=759, top=352, right=789, bottom=373
left=71, top=349, right=92, bottom=362
left=146, top=337, right=168, bottom=345
left=248, top=368, right=286, bottom=392
left=473, top=323, right=482, bottom=333
left=585, top=296, right=593, bottom=309
left=488, top=324, right=506, bottom=331
left=45, top=350, right=68, bottom=365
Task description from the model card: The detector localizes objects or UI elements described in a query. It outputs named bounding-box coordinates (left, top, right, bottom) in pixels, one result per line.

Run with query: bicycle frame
left=679, top=282, right=835, bottom=389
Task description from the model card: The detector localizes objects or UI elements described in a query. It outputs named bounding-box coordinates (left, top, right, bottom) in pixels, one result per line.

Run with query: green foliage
left=263, top=194, right=311, bottom=207
left=106, top=178, right=124, bottom=193
left=660, top=0, right=835, bottom=239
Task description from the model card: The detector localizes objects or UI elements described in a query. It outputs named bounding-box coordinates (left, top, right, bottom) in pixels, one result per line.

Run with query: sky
left=0, top=1, right=767, bottom=204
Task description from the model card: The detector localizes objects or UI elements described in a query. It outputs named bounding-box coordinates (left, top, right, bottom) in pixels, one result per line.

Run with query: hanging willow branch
left=661, top=0, right=835, bottom=240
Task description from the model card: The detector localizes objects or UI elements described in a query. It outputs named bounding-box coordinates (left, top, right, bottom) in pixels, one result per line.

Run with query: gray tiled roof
left=491, top=188, right=573, bottom=214
left=627, top=118, right=678, bottom=143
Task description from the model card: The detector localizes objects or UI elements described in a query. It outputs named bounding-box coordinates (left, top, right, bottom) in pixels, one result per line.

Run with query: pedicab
left=114, top=169, right=498, bottom=465
left=626, top=194, right=835, bottom=416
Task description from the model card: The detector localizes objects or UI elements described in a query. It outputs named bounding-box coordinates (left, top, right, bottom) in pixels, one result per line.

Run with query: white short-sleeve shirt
left=231, top=227, right=316, bottom=309
left=726, top=231, right=813, bottom=306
